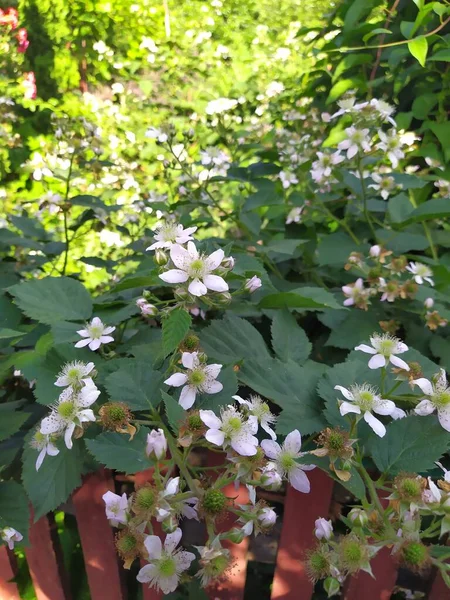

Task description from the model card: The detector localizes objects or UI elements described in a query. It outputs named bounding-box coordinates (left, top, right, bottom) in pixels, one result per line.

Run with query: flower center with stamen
left=189, top=258, right=206, bottom=278
left=57, top=400, right=76, bottom=419
left=158, top=224, right=177, bottom=241
left=355, top=390, right=374, bottom=411
left=377, top=338, right=395, bottom=356
left=158, top=555, right=176, bottom=577
left=280, top=453, right=295, bottom=471
left=88, top=326, right=103, bottom=339
left=433, top=389, right=450, bottom=409
left=188, top=369, right=206, bottom=386
left=223, top=416, right=242, bottom=436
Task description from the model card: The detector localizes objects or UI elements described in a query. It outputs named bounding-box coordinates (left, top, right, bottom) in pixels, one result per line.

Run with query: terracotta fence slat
left=72, top=469, right=125, bottom=600
left=428, top=565, right=450, bottom=599
left=206, top=451, right=250, bottom=600
left=0, top=546, right=20, bottom=600
left=342, top=546, right=398, bottom=600
left=271, top=468, right=334, bottom=600
left=25, top=512, right=70, bottom=600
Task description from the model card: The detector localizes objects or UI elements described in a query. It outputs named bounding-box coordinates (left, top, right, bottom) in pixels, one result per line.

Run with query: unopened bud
left=424, top=297, right=434, bottom=309
left=244, top=276, right=262, bottom=293
left=214, top=291, right=232, bottom=305
left=155, top=249, right=168, bottom=265
left=227, top=528, right=246, bottom=543
left=324, top=577, right=340, bottom=597
left=348, top=508, right=368, bottom=527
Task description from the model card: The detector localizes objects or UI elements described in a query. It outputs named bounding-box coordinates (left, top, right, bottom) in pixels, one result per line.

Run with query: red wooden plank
left=135, top=468, right=164, bottom=600
left=72, top=469, right=125, bottom=600
left=206, top=450, right=250, bottom=600
left=271, top=468, right=334, bottom=600
left=428, top=565, right=450, bottom=599
left=0, top=546, right=20, bottom=600
left=25, top=512, right=70, bottom=600
left=342, top=546, right=397, bottom=600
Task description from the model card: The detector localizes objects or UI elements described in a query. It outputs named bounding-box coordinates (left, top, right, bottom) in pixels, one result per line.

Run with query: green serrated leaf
left=259, top=288, right=343, bottom=311
left=0, top=481, right=30, bottom=544
left=8, top=277, right=93, bottom=325
left=22, top=440, right=84, bottom=520
left=369, top=416, right=450, bottom=475
left=0, top=411, right=29, bottom=441
left=162, top=309, right=192, bottom=357
left=85, top=427, right=151, bottom=474
left=162, top=390, right=185, bottom=434
left=271, top=310, right=311, bottom=364
left=104, top=360, right=165, bottom=410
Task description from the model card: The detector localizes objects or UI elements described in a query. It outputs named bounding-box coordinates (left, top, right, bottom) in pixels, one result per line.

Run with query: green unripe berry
left=203, top=489, right=227, bottom=515
left=401, top=542, right=429, bottom=570
left=188, top=413, right=203, bottom=431
left=307, top=549, right=330, bottom=581
left=134, top=487, right=156, bottom=511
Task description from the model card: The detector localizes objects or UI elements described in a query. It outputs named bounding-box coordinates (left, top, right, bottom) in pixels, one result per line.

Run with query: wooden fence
left=0, top=464, right=447, bottom=600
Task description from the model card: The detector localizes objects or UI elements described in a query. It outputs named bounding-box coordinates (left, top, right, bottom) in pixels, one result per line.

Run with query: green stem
left=62, top=155, right=75, bottom=275
left=357, top=159, right=377, bottom=242
left=356, top=462, right=396, bottom=536
left=422, top=222, right=438, bottom=261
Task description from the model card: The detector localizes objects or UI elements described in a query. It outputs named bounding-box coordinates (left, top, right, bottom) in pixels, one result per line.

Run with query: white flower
left=378, top=277, right=397, bottom=302
left=200, top=406, right=259, bottom=456
left=146, top=429, right=167, bottom=459
left=205, top=97, right=238, bottom=115
left=355, top=333, right=409, bottom=370
left=370, top=99, right=397, bottom=126
left=200, top=147, right=230, bottom=167
left=368, top=173, right=397, bottom=200
left=55, top=361, right=95, bottom=388
left=40, top=381, right=100, bottom=449
left=258, top=506, right=277, bottom=527
left=146, top=222, right=197, bottom=251
left=424, top=297, right=434, bottom=309
left=238, top=486, right=277, bottom=536
left=137, top=528, right=195, bottom=595
left=310, top=151, right=344, bottom=182
left=413, top=370, right=450, bottom=432
left=370, top=245, right=381, bottom=258
left=279, top=171, right=298, bottom=189
left=195, top=538, right=231, bottom=586
left=147, top=191, right=168, bottom=204
left=136, top=298, right=157, bottom=316
left=233, top=394, right=276, bottom=440
left=314, top=518, right=333, bottom=540
left=338, top=127, right=371, bottom=159
left=376, top=130, right=404, bottom=168
left=145, top=127, right=168, bottom=143
left=75, top=317, right=115, bottom=351
left=244, top=276, right=262, bottom=293
left=159, top=242, right=228, bottom=297
left=335, top=383, right=397, bottom=438
left=286, top=205, right=307, bottom=224
left=1, top=527, right=23, bottom=550
left=261, top=430, right=315, bottom=493
left=164, top=352, right=223, bottom=409
left=102, top=491, right=130, bottom=526
left=406, top=262, right=434, bottom=286
left=30, top=431, right=60, bottom=471
left=342, top=278, right=367, bottom=307
left=260, top=463, right=283, bottom=491
left=156, top=477, right=198, bottom=522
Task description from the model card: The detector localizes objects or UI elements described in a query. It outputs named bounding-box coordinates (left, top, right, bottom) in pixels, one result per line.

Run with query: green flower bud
left=324, top=577, right=341, bottom=597
left=155, top=249, right=169, bottom=265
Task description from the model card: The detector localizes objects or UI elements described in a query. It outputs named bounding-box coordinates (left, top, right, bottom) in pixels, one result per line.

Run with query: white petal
left=289, top=467, right=311, bottom=493
left=103, top=326, right=116, bottom=335
left=159, top=574, right=179, bottom=594
left=99, top=335, right=114, bottom=344
left=231, top=435, right=258, bottom=456
left=364, top=412, right=386, bottom=437
left=261, top=439, right=281, bottom=459
left=74, top=338, right=91, bottom=348
left=179, top=385, right=197, bottom=409
left=372, top=399, right=396, bottom=416
left=396, top=342, right=408, bottom=354
left=188, top=278, right=207, bottom=296
left=136, top=564, right=157, bottom=584
left=174, top=550, right=195, bottom=571
left=89, top=339, right=102, bottom=351
left=368, top=354, right=387, bottom=369
left=47, top=443, right=59, bottom=457
left=284, top=430, right=301, bottom=454
left=164, top=373, right=188, bottom=387
left=64, top=422, right=76, bottom=449
left=202, top=380, right=223, bottom=394
left=203, top=274, right=228, bottom=292
left=205, top=428, right=226, bottom=447
left=412, top=378, right=433, bottom=396
left=206, top=248, right=224, bottom=270
left=415, top=399, right=435, bottom=416
left=164, top=528, right=182, bottom=554
left=91, top=317, right=102, bottom=327
left=144, top=535, right=162, bottom=559
left=334, top=385, right=354, bottom=401
left=36, top=447, right=47, bottom=471
left=159, top=269, right=189, bottom=284
left=40, top=415, right=63, bottom=434
left=340, top=401, right=361, bottom=416
left=389, top=355, right=410, bottom=370
left=165, top=477, right=180, bottom=496
left=232, top=395, right=248, bottom=406
left=78, top=409, right=95, bottom=422
left=355, top=344, right=377, bottom=354
left=170, top=244, right=190, bottom=269
left=204, top=363, right=222, bottom=379
left=437, top=369, right=447, bottom=389
left=438, top=408, right=450, bottom=432
left=199, top=410, right=222, bottom=429
left=77, top=329, right=89, bottom=336
left=181, top=352, right=196, bottom=369
left=261, top=422, right=277, bottom=440
left=247, top=415, right=259, bottom=435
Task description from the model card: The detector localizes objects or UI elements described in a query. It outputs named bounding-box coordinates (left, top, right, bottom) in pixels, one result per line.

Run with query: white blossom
left=40, top=381, right=100, bottom=449
left=413, top=370, right=450, bottom=432
left=75, top=317, right=115, bottom=351
left=233, top=394, right=276, bottom=439
left=355, top=333, right=409, bottom=370
left=286, top=205, right=307, bottom=224
left=164, top=352, right=223, bottom=409
left=30, top=431, right=60, bottom=471
left=205, top=97, right=238, bottom=115
left=156, top=477, right=198, bottom=522
left=136, top=298, right=157, bottom=316
left=261, top=430, right=315, bottom=493
left=159, top=242, right=229, bottom=297
left=335, top=384, right=397, bottom=438
left=342, top=278, right=367, bottom=307
left=368, top=173, right=397, bottom=200
left=370, top=99, right=397, bottom=126
left=1, top=527, right=23, bottom=550
left=406, top=262, right=434, bottom=286
left=55, top=361, right=95, bottom=388
left=244, top=276, right=262, bottom=293
left=260, top=463, right=283, bottom=491
left=195, top=538, right=230, bottom=586
left=200, top=406, right=259, bottom=456
left=376, top=130, right=404, bottom=168
left=200, top=147, right=230, bottom=167
left=338, top=127, right=371, bottom=159
left=147, top=222, right=197, bottom=251
left=137, top=528, right=195, bottom=595
left=145, top=127, right=168, bottom=143
left=146, top=429, right=167, bottom=459
left=102, top=491, right=130, bottom=526
left=314, top=518, right=333, bottom=540
left=310, top=151, right=344, bottom=182
left=279, top=171, right=298, bottom=189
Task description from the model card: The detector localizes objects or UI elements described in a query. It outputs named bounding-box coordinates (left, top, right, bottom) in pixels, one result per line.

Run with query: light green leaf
left=408, top=36, right=428, bottom=67
left=271, top=310, right=311, bottom=364
left=162, top=308, right=192, bottom=357
left=0, top=481, right=30, bottom=544
left=22, top=440, right=84, bottom=520
left=85, top=428, right=151, bottom=474
left=362, top=28, right=392, bottom=43
left=8, top=277, right=93, bottom=324
left=369, top=416, right=450, bottom=475
left=104, top=361, right=165, bottom=410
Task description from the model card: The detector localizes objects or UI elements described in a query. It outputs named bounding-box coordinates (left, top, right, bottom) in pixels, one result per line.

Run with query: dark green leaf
left=85, top=428, right=151, bottom=474
left=162, top=390, right=185, bottom=434
left=104, top=360, right=165, bottom=410
left=271, top=310, right=311, bottom=364
left=0, top=411, right=29, bottom=441
left=0, top=481, right=30, bottom=544
left=162, top=309, right=192, bottom=357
